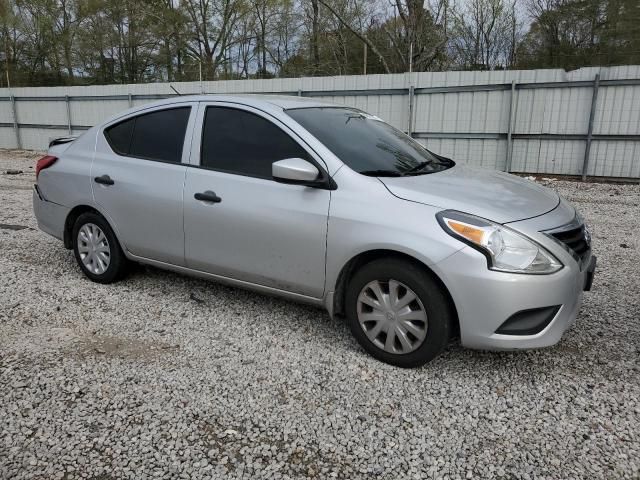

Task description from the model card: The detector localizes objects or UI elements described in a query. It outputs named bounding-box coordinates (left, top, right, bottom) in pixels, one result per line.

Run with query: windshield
left=286, top=107, right=454, bottom=176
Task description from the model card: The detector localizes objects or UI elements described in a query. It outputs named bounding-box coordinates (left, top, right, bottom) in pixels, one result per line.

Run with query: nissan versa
left=33, top=95, right=596, bottom=367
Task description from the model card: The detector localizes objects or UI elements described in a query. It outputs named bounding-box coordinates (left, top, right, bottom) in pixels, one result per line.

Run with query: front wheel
left=345, top=258, right=453, bottom=368
left=72, top=212, right=128, bottom=284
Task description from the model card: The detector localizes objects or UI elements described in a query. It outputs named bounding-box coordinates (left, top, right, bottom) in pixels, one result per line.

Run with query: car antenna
left=170, top=85, right=182, bottom=96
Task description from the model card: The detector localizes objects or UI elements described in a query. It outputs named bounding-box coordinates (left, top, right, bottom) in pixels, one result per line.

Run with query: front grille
left=550, top=224, right=591, bottom=264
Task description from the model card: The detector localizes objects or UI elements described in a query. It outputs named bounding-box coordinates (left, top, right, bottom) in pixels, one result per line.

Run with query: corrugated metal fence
left=2, top=66, right=640, bottom=179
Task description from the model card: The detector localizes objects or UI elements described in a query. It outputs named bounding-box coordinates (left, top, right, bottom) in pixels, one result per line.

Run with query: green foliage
left=0, top=0, right=638, bottom=87
left=517, top=0, right=640, bottom=69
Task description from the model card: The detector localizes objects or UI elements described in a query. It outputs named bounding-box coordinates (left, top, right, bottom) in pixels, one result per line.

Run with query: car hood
left=379, top=164, right=560, bottom=224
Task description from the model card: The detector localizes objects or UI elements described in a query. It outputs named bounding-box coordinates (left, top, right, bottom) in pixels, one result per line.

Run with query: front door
left=183, top=104, right=330, bottom=298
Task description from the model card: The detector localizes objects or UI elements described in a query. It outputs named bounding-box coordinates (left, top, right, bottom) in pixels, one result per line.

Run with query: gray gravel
left=1, top=149, right=639, bottom=479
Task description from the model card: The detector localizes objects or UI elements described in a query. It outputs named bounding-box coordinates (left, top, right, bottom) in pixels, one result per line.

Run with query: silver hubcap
left=77, top=223, right=110, bottom=275
left=357, top=279, right=428, bottom=354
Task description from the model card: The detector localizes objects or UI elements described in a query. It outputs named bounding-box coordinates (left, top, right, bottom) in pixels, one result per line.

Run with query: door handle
left=94, top=175, right=114, bottom=186
left=194, top=191, right=222, bottom=203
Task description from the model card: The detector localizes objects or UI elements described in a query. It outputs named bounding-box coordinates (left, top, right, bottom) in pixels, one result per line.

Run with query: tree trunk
left=317, top=0, right=391, bottom=73
left=311, top=0, right=320, bottom=73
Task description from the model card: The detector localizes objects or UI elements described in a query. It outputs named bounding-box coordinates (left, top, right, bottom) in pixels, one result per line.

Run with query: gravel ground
left=1, top=149, right=639, bottom=480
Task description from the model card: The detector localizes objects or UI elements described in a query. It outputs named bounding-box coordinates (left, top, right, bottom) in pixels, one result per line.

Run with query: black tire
left=345, top=258, right=453, bottom=368
left=72, top=211, right=128, bottom=284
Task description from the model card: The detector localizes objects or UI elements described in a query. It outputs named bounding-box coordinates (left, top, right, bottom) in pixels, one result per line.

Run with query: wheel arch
left=63, top=204, right=125, bottom=252
left=331, top=249, right=460, bottom=338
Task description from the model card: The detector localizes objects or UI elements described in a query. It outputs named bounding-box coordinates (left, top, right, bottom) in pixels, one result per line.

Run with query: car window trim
left=285, top=105, right=366, bottom=113
left=103, top=105, right=193, bottom=165
left=197, top=104, right=335, bottom=187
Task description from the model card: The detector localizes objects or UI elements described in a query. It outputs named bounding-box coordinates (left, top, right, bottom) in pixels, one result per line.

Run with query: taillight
left=35, top=155, right=58, bottom=179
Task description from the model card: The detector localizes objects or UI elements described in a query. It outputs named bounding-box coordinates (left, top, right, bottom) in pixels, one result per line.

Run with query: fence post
left=65, top=95, right=72, bottom=135
left=582, top=74, right=600, bottom=181
left=505, top=80, right=516, bottom=172
left=128, top=93, right=133, bottom=108
left=297, top=89, right=302, bottom=97
left=407, top=85, right=415, bottom=137
left=10, top=95, right=21, bottom=149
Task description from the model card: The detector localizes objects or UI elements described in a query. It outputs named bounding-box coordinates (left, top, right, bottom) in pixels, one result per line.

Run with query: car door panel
left=92, top=157, right=186, bottom=264
left=91, top=104, right=196, bottom=265
left=183, top=103, right=330, bottom=298
left=185, top=169, right=329, bottom=297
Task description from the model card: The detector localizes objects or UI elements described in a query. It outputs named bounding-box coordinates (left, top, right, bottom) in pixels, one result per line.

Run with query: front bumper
left=432, top=242, right=595, bottom=351
left=583, top=255, right=597, bottom=291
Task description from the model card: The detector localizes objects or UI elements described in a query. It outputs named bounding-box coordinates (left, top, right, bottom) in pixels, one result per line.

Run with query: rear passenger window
left=201, top=107, right=309, bottom=178
left=104, top=107, right=191, bottom=163
left=105, top=118, right=134, bottom=155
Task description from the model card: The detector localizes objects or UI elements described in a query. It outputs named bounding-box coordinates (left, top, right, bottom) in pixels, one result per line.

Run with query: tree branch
left=316, top=0, right=391, bottom=73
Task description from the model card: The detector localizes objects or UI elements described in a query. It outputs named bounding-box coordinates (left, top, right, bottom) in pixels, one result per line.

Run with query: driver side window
left=200, top=107, right=310, bottom=179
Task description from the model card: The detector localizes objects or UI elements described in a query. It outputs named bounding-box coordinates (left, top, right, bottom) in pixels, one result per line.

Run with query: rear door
left=183, top=103, right=331, bottom=298
left=92, top=103, right=196, bottom=265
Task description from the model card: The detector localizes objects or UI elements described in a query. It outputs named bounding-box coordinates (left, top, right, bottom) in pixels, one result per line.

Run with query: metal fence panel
left=590, top=140, right=640, bottom=177
left=594, top=85, right=640, bottom=136
left=1, top=66, right=639, bottom=179
left=70, top=99, right=130, bottom=127
left=0, top=101, right=14, bottom=123
left=510, top=139, right=585, bottom=176
left=19, top=127, right=70, bottom=150
left=16, top=99, right=67, bottom=126
left=0, top=127, right=15, bottom=147
left=419, top=138, right=507, bottom=171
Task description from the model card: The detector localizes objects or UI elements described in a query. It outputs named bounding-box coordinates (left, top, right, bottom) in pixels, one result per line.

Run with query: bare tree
left=386, top=0, right=448, bottom=71
left=317, top=0, right=391, bottom=73
left=449, top=0, right=520, bottom=69
left=182, top=0, right=248, bottom=79
left=2, top=0, right=639, bottom=86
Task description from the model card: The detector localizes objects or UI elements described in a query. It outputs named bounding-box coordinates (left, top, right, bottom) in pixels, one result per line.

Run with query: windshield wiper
left=359, top=169, right=404, bottom=177
left=345, top=113, right=366, bottom=124
left=404, top=161, right=433, bottom=174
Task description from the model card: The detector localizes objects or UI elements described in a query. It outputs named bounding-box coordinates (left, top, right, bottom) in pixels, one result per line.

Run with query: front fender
left=325, top=179, right=464, bottom=298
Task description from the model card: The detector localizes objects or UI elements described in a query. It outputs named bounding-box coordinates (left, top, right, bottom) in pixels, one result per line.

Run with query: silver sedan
left=33, top=95, right=596, bottom=367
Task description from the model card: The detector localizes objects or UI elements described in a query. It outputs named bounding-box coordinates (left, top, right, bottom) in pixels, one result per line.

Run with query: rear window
left=104, top=107, right=191, bottom=163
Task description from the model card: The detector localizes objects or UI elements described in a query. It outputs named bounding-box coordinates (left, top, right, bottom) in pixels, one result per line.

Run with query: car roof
left=132, top=94, right=342, bottom=111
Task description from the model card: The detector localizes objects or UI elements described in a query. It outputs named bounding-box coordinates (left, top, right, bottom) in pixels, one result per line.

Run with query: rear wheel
left=345, top=258, right=452, bottom=368
left=72, top=212, right=128, bottom=283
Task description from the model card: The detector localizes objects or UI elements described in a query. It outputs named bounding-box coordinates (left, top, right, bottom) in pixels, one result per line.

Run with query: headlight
left=437, top=210, right=562, bottom=274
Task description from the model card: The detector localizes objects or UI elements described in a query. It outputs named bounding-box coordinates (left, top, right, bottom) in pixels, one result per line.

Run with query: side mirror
left=272, top=158, right=320, bottom=185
